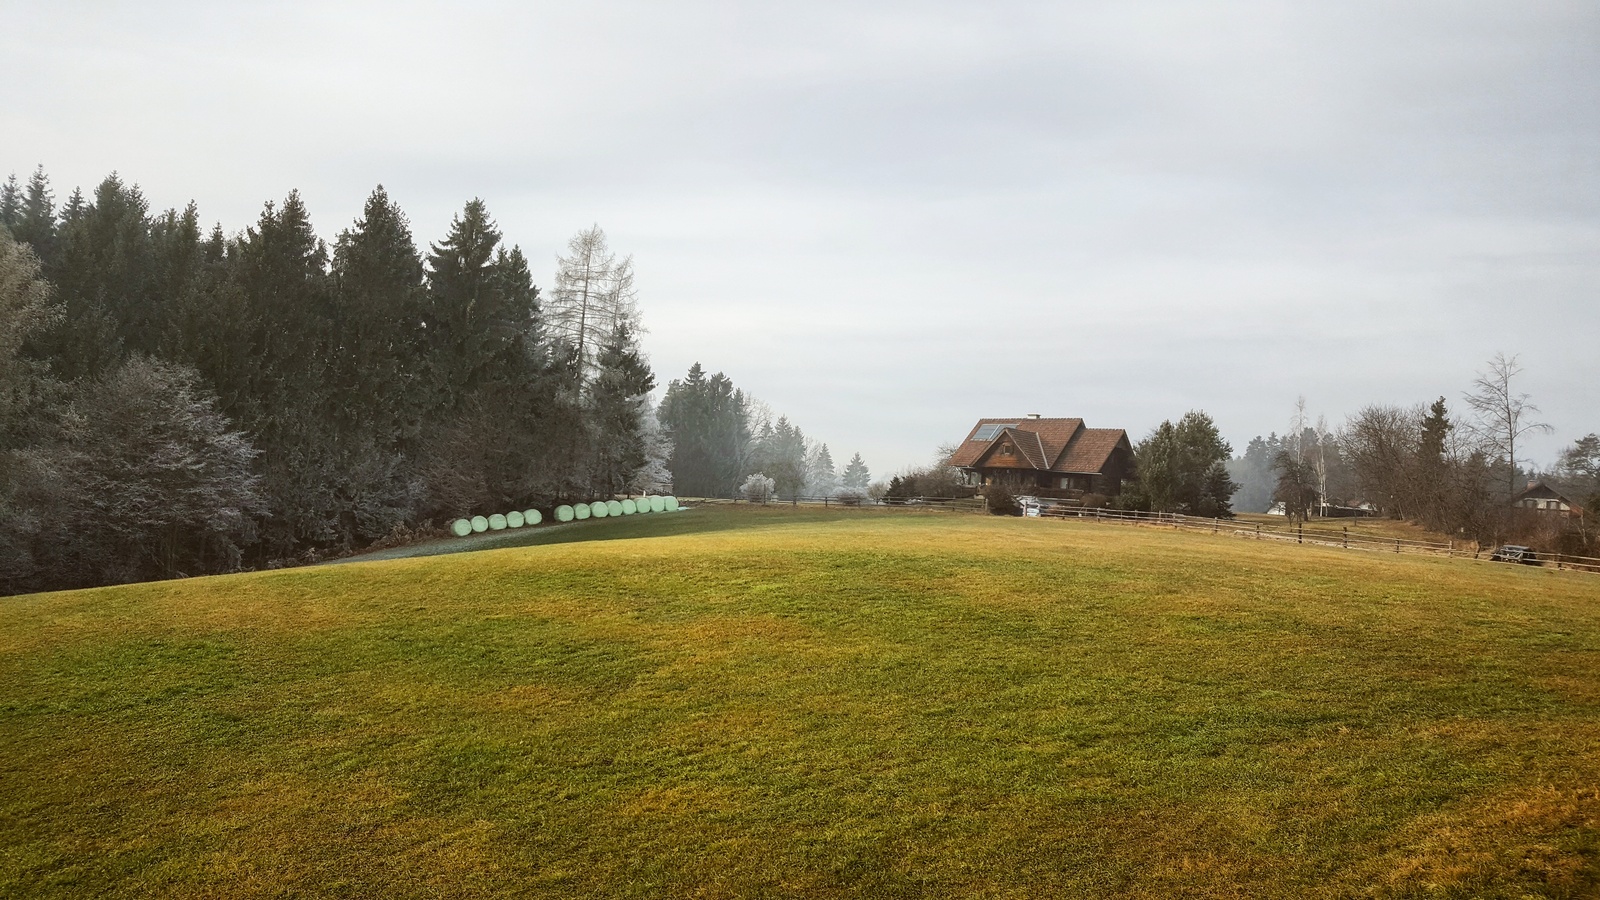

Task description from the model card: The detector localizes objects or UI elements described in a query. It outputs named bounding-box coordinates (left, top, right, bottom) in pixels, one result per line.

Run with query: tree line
left=0, top=168, right=669, bottom=593
left=1, top=167, right=870, bottom=595
left=658, top=362, right=871, bottom=502
left=1230, top=356, right=1596, bottom=553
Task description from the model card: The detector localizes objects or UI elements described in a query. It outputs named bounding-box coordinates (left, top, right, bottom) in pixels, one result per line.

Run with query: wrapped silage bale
left=507, top=510, right=525, bottom=528
left=621, top=499, right=637, bottom=515
left=524, top=509, right=542, bottom=525
left=555, top=505, right=574, bottom=522
left=606, top=500, right=623, bottom=517
left=471, top=515, right=489, bottom=533
left=489, top=513, right=507, bottom=530
left=574, top=503, right=591, bottom=520
left=664, top=497, right=679, bottom=511
left=451, top=519, right=473, bottom=537
left=591, top=501, right=609, bottom=518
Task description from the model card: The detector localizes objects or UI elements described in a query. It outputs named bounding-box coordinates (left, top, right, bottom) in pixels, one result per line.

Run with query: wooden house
left=946, top=415, right=1133, bottom=497
left=1511, top=481, right=1584, bottom=517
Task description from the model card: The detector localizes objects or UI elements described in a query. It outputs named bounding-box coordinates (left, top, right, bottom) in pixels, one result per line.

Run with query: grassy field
left=3, top=506, right=1598, bottom=898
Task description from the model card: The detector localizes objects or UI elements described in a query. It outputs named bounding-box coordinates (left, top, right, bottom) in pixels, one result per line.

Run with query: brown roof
left=1054, top=428, right=1130, bottom=474
left=948, top=418, right=1081, bottom=468
left=948, top=417, right=1129, bottom=475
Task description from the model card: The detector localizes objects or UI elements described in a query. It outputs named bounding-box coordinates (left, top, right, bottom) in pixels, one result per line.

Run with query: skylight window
left=974, top=423, right=1019, bottom=442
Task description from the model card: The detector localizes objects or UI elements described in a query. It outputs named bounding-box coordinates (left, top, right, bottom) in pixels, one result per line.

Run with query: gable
left=949, top=417, right=1130, bottom=477
left=949, top=418, right=1083, bottom=468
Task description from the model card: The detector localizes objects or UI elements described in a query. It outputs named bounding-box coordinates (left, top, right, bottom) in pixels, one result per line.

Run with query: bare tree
left=1463, top=353, right=1551, bottom=496
left=547, top=225, right=640, bottom=387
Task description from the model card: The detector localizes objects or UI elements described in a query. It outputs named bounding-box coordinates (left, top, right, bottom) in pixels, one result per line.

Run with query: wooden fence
left=711, top=494, right=1600, bottom=574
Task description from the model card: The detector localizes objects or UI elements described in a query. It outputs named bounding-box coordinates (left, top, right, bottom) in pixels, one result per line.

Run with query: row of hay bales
left=449, top=496, right=680, bottom=537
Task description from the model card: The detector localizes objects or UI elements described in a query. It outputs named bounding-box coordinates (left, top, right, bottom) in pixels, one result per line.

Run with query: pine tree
left=842, top=452, right=871, bottom=493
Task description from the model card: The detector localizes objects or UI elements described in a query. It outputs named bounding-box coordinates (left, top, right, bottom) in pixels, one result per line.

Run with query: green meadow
left=2, top=506, right=1597, bottom=898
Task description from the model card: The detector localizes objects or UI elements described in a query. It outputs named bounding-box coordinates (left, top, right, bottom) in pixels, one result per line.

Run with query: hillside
left=2, top=506, right=1598, bottom=898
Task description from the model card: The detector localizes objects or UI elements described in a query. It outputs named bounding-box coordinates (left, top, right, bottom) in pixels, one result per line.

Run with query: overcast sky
left=8, top=1, right=1598, bottom=477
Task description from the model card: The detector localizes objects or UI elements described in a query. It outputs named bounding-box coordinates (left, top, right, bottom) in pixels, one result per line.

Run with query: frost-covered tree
left=628, top=402, right=674, bottom=496
left=41, top=357, right=264, bottom=586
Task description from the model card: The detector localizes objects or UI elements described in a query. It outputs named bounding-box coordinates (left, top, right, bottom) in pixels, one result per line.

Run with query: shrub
left=986, top=483, right=1021, bottom=516
left=741, top=473, right=776, bottom=503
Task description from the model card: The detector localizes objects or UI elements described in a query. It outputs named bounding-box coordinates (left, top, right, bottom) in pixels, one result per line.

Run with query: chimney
left=1028, top=413, right=1041, bottom=419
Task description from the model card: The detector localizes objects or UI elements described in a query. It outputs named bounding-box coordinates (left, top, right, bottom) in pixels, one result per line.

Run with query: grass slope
left=2, top=506, right=1598, bottom=898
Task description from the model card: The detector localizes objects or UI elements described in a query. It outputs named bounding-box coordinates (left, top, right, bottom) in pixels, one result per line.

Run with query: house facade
left=1511, top=481, right=1584, bottom=517
left=946, top=415, right=1133, bottom=497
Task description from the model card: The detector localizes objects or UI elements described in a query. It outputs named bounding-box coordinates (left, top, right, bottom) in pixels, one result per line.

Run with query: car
left=1489, top=545, right=1539, bottom=565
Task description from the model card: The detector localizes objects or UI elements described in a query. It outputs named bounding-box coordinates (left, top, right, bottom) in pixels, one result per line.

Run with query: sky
left=7, top=1, right=1598, bottom=477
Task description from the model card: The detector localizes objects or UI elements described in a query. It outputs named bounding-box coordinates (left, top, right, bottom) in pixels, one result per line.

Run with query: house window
left=1547, top=500, right=1559, bottom=510
left=999, top=442, right=1013, bottom=456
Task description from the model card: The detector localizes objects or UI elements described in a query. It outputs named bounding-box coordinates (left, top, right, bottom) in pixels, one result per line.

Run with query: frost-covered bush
left=741, top=473, right=776, bottom=504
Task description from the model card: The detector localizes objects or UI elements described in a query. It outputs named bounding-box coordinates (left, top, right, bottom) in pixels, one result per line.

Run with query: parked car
left=1489, top=545, right=1540, bottom=565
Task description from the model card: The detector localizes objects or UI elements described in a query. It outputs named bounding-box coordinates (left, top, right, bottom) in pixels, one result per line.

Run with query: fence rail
left=703, top=494, right=1600, bottom=574
left=1033, top=505, right=1600, bottom=574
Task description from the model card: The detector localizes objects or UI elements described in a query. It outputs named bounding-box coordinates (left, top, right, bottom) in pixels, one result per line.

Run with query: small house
left=1510, top=481, right=1584, bottom=517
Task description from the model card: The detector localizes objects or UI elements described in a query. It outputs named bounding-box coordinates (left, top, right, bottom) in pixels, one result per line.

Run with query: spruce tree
left=14, top=166, right=57, bottom=266
left=0, top=174, right=19, bottom=231
left=233, top=190, right=337, bottom=552
left=587, top=322, right=656, bottom=495
left=806, top=443, right=839, bottom=496
left=842, top=452, right=871, bottom=493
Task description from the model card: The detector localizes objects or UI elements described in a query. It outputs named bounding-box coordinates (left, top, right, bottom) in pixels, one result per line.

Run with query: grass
left=2, top=505, right=1598, bottom=898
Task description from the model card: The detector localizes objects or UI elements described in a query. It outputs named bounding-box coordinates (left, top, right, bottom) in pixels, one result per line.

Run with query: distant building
left=1510, top=481, right=1584, bottom=517
left=947, top=415, right=1133, bottom=497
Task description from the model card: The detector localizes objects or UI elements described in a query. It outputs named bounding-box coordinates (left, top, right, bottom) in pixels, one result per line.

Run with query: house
left=1510, top=481, right=1584, bottom=517
left=946, top=415, right=1133, bottom=497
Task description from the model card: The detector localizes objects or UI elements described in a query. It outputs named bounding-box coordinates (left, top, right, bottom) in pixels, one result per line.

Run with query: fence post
left=1256, top=523, right=1261, bottom=541
left=1343, top=526, right=1348, bottom=549
left=1448, top=540, right=1453, bottom=558
left=1298, top=523, right=1303, bottom=545
left=1395, top=538, right=1400, bottom=555
left=1213, top=517, right=1218, bottom=534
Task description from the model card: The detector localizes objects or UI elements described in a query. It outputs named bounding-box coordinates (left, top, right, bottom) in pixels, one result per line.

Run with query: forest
left=0, top=168, right=862, bottom=595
